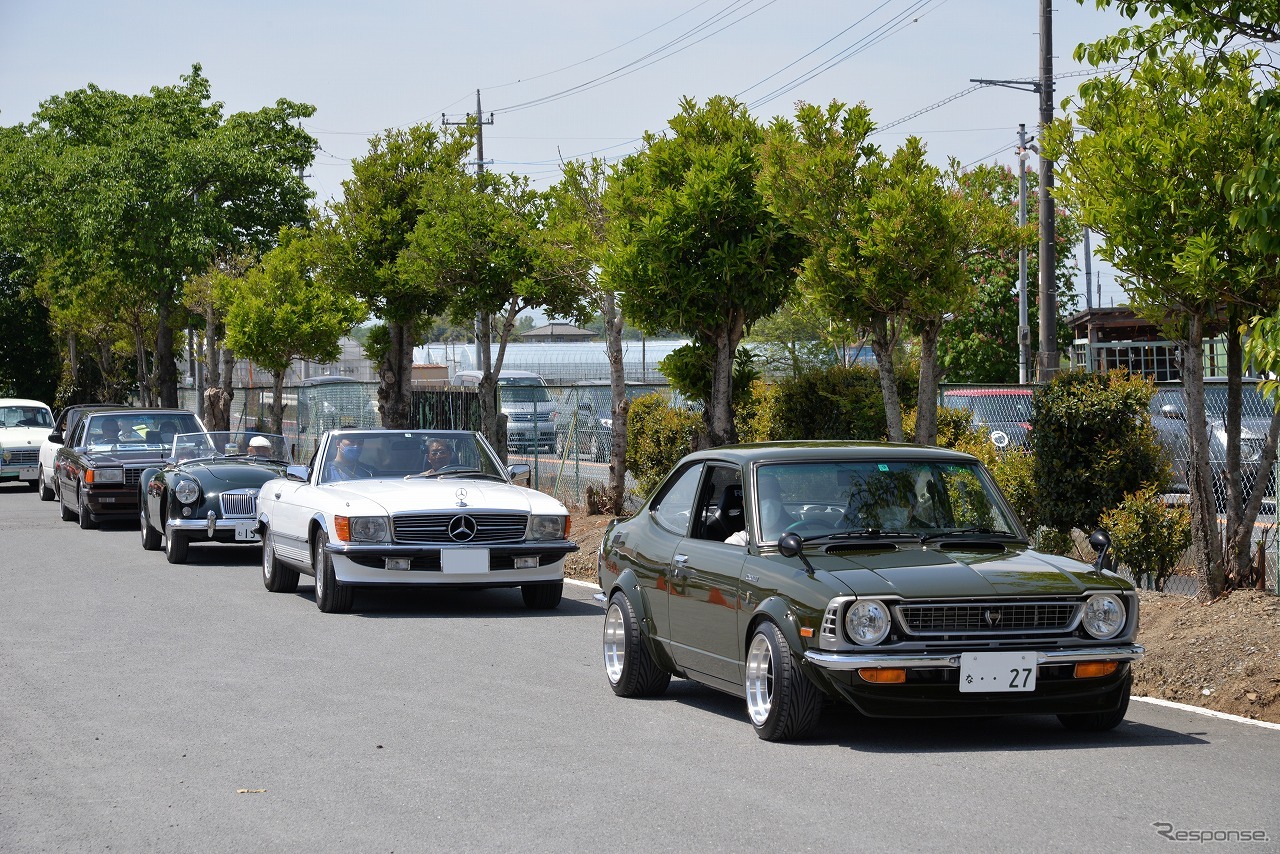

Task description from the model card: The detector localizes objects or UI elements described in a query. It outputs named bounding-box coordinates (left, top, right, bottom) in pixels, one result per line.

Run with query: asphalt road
left=2, top=481, right=1277, bottom=854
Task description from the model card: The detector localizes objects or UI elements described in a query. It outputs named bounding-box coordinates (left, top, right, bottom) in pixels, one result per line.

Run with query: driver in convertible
left=424, top=438, right=455, bottom=473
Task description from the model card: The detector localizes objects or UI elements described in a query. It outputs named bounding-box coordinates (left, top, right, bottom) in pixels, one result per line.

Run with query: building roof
left=519, top=323, right=596, bottom=341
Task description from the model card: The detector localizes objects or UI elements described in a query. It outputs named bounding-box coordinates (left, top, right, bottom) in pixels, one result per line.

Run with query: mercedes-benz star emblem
left=455, top=487, right=468, bottom=507
left=448, top=514, right=478, bottom=542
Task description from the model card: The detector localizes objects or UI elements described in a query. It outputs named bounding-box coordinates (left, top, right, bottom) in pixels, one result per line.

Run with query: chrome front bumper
left=804, top=644, right=1145, bottom=671
left=167, top=512, right=260, bottom=540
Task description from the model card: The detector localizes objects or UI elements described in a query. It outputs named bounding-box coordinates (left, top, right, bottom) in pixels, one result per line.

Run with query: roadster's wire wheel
left=744, top=631, right=776, bottom=726
left=603, top=602, right=627, bottom=685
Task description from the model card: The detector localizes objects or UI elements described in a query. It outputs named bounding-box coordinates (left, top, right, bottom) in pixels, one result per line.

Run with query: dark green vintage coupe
left=598, top=442, right=1143, bottom=741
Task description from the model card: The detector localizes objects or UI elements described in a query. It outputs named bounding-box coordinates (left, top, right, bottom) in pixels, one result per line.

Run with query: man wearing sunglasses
left=424, top=439, right=456, bottom=473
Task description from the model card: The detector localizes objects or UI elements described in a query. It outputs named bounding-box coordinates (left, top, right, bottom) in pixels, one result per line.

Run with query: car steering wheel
left=785, top=520, right=829, bottom=536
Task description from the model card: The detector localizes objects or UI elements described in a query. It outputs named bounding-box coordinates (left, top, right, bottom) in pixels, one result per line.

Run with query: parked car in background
left=451, top=370, right=557, bottom=454
left=940, top=388, right=1034, bottom=450
left=256, top=428, right=576, bottom=613
left=598, top=442, right=1142, bottom=741
left=1149, top=381, right=1278, bottom=509
left=53, top=409, right=205, bottom=529
left=140, top=432, right=293, bottom=564
left=554, top=380, right=648, bottom=462
left=38, top=403, right=124, bottom=501
left=0, top=398, right=54, bottom=490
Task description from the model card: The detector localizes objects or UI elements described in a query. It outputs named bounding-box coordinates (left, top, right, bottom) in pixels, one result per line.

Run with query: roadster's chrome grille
left=219, top=491, right=258, bottom=518
left=895, top=601, right=1080, bottom=636
left=392, top=513, right=529, bottom=544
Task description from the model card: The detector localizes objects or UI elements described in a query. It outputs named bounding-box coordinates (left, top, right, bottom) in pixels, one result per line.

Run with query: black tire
left=1058, top=672, right=1132, bottom=732
left=744, top=621, right=823, bottom=741
left=58, top=486, right=76, bottom=522
left=165, top=530, right=189, bottom=564
left=521, top=580, right=563, bottom=609
left=38, top=467, right=54, bottom=501
left=140, top=506, right=161, bottom=551
left=261, top=527, right=299, bottom=593
left=313, top=530, right=353, bottom=613
left=77, top=489, right=98, bottom=530
left=602, top=592, right=671, bottom=697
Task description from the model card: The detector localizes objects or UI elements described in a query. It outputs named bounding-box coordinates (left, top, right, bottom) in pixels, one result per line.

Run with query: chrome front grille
left=895, top=601, right=1080, bottom=636
left=392, top=512, right=529, bottom=544
left=4, top=449, right=38, bottom=465
left=509, top=412, right=553, bottom=423
left=220, top=490, right=258, bottom=518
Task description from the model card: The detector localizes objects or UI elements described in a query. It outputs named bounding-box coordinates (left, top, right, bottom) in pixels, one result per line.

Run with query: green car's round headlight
left=1082, top=593, right=1126, bottom=639
left=845, top=599, right=892, bottom=646
left=173, top=479, right=201, bottom=505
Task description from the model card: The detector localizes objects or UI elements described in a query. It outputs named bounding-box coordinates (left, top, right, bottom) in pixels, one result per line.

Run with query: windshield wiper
left=805, top=529, right=924, bottom=543
left=920, top=527, right=1024, bottom=543
left=405, top=469, right=504, bottom=481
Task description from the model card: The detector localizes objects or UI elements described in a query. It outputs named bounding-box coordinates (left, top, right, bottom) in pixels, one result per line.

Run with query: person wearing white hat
left=247, top=435, right=273, bottom=458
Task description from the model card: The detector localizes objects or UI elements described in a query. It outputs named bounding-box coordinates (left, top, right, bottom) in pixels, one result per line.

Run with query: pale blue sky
left=2, top=0, right=1146, bottom=308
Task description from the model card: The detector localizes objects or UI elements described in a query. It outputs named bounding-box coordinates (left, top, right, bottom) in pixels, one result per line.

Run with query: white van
left=451, top=370, right=557, bottom=453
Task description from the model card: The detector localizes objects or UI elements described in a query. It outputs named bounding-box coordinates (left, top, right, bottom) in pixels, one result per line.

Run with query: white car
left=257, top=429, right=577, bottom=613
left=0, top=398, right=54, bottom=491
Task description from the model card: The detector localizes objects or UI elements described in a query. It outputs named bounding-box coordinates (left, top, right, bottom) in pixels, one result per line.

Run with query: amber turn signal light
left=1074, top=661, right=1119, bottom=679
left=333, top=516, right=351, bottom=542
left=858, top=668, right=906, bottom=684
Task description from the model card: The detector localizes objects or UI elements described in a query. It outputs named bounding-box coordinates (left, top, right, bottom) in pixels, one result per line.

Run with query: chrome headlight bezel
left=173, top=478, right=200, bottom=504
left=844, top=599, right=893, bottom=646
left=529, top=514, right=567, bottom=541
left=1081, top=593, right=1126, bottom=640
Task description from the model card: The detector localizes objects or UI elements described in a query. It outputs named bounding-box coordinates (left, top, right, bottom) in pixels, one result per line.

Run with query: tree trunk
left=377, top=319, right=415, bottom=429
left=133, top=325, right=152, bottom=407
left=156, top=299, right=179, bottom=408
left=915, top=315, right=944, bottom=446
left=603, top=292, right=628, bottom=514
left=1179, top=320, right=1225, bottom=600
left=869, top=315, right=903, bottom=443
left=706, top=311, right=745, bottom=448
left=271, top=371, right=286, bottom=434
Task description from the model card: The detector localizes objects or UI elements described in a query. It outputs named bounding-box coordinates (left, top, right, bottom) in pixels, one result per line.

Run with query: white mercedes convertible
left=256, top=429, right=576, bottom=613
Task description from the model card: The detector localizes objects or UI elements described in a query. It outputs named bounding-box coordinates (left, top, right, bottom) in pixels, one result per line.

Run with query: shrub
left=625, top=393, right=701, bottom=498
left=1030, top=370, right=1169, bottom=538
left=990, top=449, right=1038, bottom=535
left=1100, top=487, right=1192, bottom=591
left=738, top=364, right=918, bottom=442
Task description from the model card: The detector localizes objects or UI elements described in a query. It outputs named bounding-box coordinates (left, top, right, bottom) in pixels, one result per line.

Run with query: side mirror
left=1088, top=529, right=1112, bottom=573
left=508, top=463, right=532, bottom=486
left=48, top=432, right=64, bottom=445
left=285, top=465, right=310, bottom=482
left=776, top=532, right=816, bottom=575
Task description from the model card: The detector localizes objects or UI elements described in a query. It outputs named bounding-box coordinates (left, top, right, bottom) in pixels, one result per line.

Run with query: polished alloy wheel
left=744, top=631, right=776, bottom=726
left=603, top=602, right=627, bottom=684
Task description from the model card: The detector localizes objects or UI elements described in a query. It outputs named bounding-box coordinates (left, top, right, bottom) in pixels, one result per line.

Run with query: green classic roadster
left=140, top=432, right=292, bottom=564
left=597, top=442, right=1143, bottom=741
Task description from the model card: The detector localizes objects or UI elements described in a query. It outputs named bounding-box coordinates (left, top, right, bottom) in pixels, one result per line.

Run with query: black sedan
left=598, top=442, right=1143, bottom=741
left=141, top=432, right=292, bottom=564
left=54, top=409, right=205, bottom=529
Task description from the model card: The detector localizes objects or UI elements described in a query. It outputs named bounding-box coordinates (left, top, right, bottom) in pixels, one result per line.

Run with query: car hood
left=184, top=460, right=287, bottom=487
left=316, top=478, right=567, bottom=516
left=75, top=448, right=169, bottom=465
left=0, top=426, right=50, bottom=447
left=810, top=544, right=1125, bottom=597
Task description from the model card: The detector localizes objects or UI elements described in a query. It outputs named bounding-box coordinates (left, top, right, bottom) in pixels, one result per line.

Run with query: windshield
left=944, top=393, right=1033, bottom=423
left=501, top=385, right=552, bottom=404
left=754, top=459, right=1023, bottom=543
left=0, top=405, right=53, bottom=429
left=318, top=430, right=508, bottom=484
left=170, top=432, right=292, bottom=463
left=84, top=412, right=202, bottom=451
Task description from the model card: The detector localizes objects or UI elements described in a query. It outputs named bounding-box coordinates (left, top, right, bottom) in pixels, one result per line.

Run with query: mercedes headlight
left=529, top=515, right=567, bottom=541
left=335, top=515, right=389, bottom=543
left=173, top=478, right=200, bottom=504
left=845, top=599, right=892, bottom=646
left=1082, top=593, right=1126, bottom=639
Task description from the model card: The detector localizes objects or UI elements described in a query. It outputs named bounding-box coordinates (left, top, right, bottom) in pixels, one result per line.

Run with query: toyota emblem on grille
left=448, top=514, right=478, bottom=542
left=455, top=487, right=468, bottom=507
left=983, top=608, right=1003, bottom=627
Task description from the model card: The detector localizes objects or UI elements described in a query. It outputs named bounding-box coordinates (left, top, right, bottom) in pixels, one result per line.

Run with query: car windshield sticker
left=878, top=464, right=889, bottom=471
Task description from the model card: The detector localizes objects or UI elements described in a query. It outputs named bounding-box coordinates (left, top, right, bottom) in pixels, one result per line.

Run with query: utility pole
left=1017, top=124, right=1031, bottom=385
left=1036, top=0, right=1057, bottom=382
left=442, top=90, right=495, bottom=373
left=1083, top=228, right=1093, bottom=310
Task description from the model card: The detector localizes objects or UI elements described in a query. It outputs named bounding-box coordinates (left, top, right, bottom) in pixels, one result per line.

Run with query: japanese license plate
left=959, top=652, right=1037, bottom=693
left=19, top=466, right=37, bottom=479
left=234, top=520, right=260, bottom=541
left=441, top=548, right=489, bottom=574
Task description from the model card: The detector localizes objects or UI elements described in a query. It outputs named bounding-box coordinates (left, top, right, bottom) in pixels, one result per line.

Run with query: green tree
left=320, top=123, right=475, bottom=429
left=939, top=165, right=1081, bottom=384
left=1043, top=50, right=1280, bottom=599
left=605, top=95, right=802, bottom=447
left=222, top=227, right=365, bottom=432
left=0, top=65, right=315, bottom=407
left=0, top=249, right=59, bottom=402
